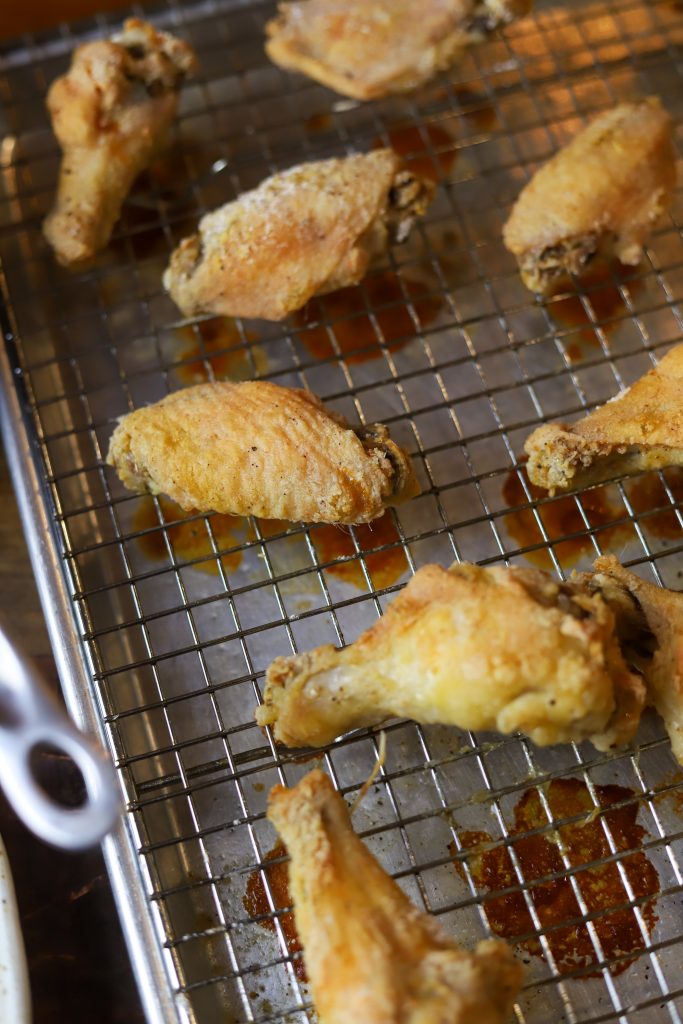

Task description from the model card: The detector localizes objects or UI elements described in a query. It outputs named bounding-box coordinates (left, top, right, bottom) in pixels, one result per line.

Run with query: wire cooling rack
left=2, top=0, right=683, bottom=1021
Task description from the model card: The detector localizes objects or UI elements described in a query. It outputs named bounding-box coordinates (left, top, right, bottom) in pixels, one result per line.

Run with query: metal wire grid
left=2, top=0, right=683, bottom=1020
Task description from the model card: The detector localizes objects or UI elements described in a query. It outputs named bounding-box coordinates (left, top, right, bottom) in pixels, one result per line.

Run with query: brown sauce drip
left=243, top=840, right=306, bottom=981
left=549, top=263, right=642, bottom=362
left=311, top=511, right=409, bottom=591
left=502, top=466, right=624, bottom=568
left=304, top=112, right=332, bottom=134
left=132, top=496, right=245, bottom=575
left=452, top=778, right=659, bottom=976
left=295, top=271, right=443, bottom=365
left=626, top=468, right=683, bottom=539
left=453, top=86, right=498, bottom=132
left=175, top=318, right=265, bottom=384
left=374, top=122, right=457, bottom=182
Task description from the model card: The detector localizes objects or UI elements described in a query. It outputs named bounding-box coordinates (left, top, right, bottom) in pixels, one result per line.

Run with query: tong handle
left=0, top=628, right=120, bottom=850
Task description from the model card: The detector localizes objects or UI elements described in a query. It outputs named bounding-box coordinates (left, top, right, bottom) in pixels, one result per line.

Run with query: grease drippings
left=311, top=512, right=409, bottom=590
left=374, top=122, right=457, bottom=182
left=502, top=466, right=623, bottom=568
left=132, top=496, right=245, bottom=575
left=549, top=263, right=642, bottom=362
left=626, top=468, right=683, bottom=539
left=243, top=840, right=306, bottom=981
left=175, top=317, right=265, bottom=384
left=453, top=86, right=498, bottom=132
left=452, top=778, right=659, bottom=976
left=304, top=112, right=332, bottom=134
left=295, top=271, right=443, bottom=364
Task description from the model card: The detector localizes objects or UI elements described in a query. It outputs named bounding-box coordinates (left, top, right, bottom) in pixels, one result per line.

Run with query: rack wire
left=1, top=0, right=683, bottom=1020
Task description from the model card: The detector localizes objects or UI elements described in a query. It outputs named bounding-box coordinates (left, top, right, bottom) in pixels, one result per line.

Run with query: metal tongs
left=0, top=626, right=120, bottom=849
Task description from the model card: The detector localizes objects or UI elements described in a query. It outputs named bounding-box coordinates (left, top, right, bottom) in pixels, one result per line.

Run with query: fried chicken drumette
left=525, top=344, right=683, bottom=493
left=584, top=556, right=683, bottom=766
left=503, top=99, right=676, bottom=294
left=268, top=769, right=523, bottom=1024
left=265, top=0, right=532, bottom=100
left=43, top=19, right=197, bottom=266
left=256, top=561, right=645, bottom=751
left=107, top=380, right=420, bottom=524
left=163, top=149, right=434, bottom=320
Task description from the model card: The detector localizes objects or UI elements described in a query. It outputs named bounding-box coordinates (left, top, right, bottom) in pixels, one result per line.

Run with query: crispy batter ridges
left=585, top=556, right=683, bottom=765
left=163, top=149, right=434, bottom=320
left=256, top=561, right=645, bottom=750
left=525, top=344, right=683, bottom=493
left=267, top=769, right=523, bottom=1024
left=106, top=380, right=420, bottom=524
left=43, top=19, right=197, bottom=266
left=503, top=99, right=676, bottom=293
left=265, top=0, right=532, bottom=100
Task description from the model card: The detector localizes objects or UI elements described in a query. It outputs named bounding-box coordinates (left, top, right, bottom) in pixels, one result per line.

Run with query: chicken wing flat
left=107, top=380, right=419, bottom=524
left=43, top=19, right=197, bottom=267
left=584, top=556, right=683, bottom=765
left=163, top=149, right=434, bottom=320
left=525, top=344, right=683, bottom=493
left=268, top=769, right=523, bottom=1024
left=265, top=0, right=532, bottom=101
left=256, top=561, right=645, bottom=750
left=503, top=99, right=675, bottom=294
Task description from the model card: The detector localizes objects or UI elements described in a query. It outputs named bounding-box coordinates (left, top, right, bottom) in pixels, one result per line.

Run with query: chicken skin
left=584, top=556, right=683, bottom=766
left=503, top=99, right=675, bottom=294
left=43, top=19, right=197, bottom=267
left=163, top=149, right=434, bottom=320
left=107, top=380, right=419, bottom=524
left=256, top=561, right=645, bottom=750
left=525, top=344, right=683, bottom=493
left=265, top=0, right=532, bottom=101
left=268, top=769, right=523, bottom=1024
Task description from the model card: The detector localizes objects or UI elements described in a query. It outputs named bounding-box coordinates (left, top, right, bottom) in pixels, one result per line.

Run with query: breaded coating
left=106, top=380, right=420, bottom=524
left=268, top=769, right=523, bottom=1024
left=43, top=19, right=197, bottom=266
left=584, top=556, right=683, bottom=766
left=265, top=0, right=532, bottom=100
left=256, top=561, right=645, bottom=750
left=163, top=149, right=434, bottom=320
left=503, top=99, right=676, bottom=294
left=525, top=344, right=683, bottom=493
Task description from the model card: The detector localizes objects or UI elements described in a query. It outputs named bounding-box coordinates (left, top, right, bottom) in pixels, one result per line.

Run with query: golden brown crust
left=586, top=556, right=683, bottom=765
left=265, top=0, right=532, bottom=100
left=163, top=150, right=434, bottom=320
left=503, top=99, right=676, bottom=293
left=525, top=344, right=683, bottom=492
left=267, top=769, right=523, bottom=1024
left=43, top=19, right=197, bottom=266
left=256, top=561, right=645, bottom=750
left=106, top=380, right=420, bottom=524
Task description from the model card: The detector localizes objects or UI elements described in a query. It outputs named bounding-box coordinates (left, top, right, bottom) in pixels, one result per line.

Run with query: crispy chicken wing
left=163, top=149, right=434, bottom=320
left=268, top=769, right=523, bottom=1024
left=107, top=380, right=419, bottom=524
left=256, top=561, right=645, bottom=750
left=525, top=344, right=683, bottom=493
left=584, top=556, right=683, bottom=765
left=43, top=19, right=196, bottom=267
left=503, top=99, right=675, bottom=294
left=265, top=0, right=532, bottom=100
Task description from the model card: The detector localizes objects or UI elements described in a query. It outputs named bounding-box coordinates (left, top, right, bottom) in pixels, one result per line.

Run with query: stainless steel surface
left=1, top=0, right=683, bottom=1020
left=0, top=624, right=121, bottom=849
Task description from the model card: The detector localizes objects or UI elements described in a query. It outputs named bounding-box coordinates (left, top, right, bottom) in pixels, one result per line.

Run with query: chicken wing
left=43, top=19, right=197, bottom=267
left=525, top=344, right=683, bottom=493
left=163, top=149, right=434, bottom=320
left=256, top=561, right=645, bottom=750
left=265, top=0, right=532, bottom=101
left=268, top=769, right=523, bottom=1024
left=584, top=555, right=683, bottom=765
left=107, top=380, right=419, bottom=524
left=503, top=99, right=675, bottom=294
